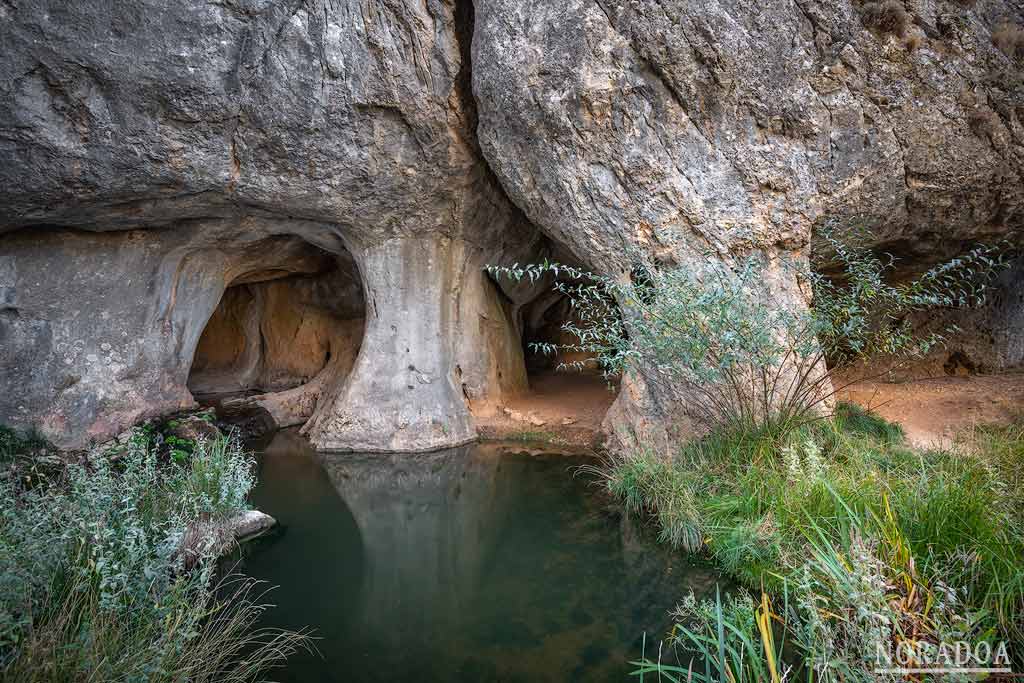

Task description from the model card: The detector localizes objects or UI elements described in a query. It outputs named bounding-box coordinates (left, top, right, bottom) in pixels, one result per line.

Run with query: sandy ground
left=474, top=372, right=617, bottom=449
left=837, top=372, right=1024, bottom=448
left=477, top=370, right=1024, bottom=452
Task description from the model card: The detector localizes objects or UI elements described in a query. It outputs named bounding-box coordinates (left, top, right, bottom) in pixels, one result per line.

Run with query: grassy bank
left=605, top=405, right=1024, bottom=680
left=0, top=425, right=306, bottom=682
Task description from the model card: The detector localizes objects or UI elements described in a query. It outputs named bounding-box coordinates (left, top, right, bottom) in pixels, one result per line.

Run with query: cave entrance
left=522, top=286, right=619, bottom=415
left=187, top=239, right=366, bottom=432
left=477, top=269, right=620, bottom=444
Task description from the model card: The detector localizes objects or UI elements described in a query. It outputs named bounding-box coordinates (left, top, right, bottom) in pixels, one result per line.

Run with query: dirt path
left=838, top=372, right=1024, bottom=448
left=477, top=371, right=1024, bottom=451
left=474, top=372, right=617, bottom=449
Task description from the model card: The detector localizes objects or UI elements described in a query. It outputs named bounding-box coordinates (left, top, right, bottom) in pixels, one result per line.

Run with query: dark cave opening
left=520, top=290, right=606, bottom=379
left=187, top=240, right=366, bottom=429
left=477, top=268, right=620, bottom=439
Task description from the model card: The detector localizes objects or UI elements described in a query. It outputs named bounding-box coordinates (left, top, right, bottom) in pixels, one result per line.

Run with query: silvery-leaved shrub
left=170, top=434, right=256, bottom=520
left=488, top=229, right=1007, bottom=439
left=0, top=427, right=303, bottom=681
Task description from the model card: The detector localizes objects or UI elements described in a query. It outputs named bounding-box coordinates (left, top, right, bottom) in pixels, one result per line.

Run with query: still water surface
left=242, top=431, right=723, bottom=682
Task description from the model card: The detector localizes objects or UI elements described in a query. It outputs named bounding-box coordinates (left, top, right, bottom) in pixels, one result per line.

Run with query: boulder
left=472, top=0, right=1024, bottom=444
left=178, top=509, right=277, bottom=569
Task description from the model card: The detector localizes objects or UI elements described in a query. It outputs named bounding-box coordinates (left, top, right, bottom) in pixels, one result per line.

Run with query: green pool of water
left=240, top=431, right=724, bottom=683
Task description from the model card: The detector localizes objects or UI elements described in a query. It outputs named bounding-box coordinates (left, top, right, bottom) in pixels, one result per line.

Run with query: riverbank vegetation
left=610, top=408, right=1024, bottom=680
left=491, top=232, right=1020, bottom=679
left=0, top=425, right=306, bottom=682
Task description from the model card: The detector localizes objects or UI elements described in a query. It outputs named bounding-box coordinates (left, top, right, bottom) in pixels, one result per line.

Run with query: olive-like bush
left=489, top=229, right=1007, bottom=440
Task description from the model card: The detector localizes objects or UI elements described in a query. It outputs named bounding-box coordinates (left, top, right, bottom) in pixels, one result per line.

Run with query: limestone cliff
left=0, top=0, right=1021, bottom=451
left=472, top=0, right=1024, bottom=441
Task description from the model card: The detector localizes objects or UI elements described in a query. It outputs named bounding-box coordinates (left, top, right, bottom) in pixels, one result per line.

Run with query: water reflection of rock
left=618, top=508, right=722, bottom=618
left=246, top=430, right=366, bottom=649
left=317, top=446, right=508, bottom=650
left=247, top=436, right=731, bottom=682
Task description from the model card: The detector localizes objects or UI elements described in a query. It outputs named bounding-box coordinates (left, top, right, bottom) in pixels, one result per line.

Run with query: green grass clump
left=832, top=401, right=904, bottom=444
left=634, top=588, right=787, bottom=683
left=607, top=404, right=1024, bottom=678
left=0, top=429, right=307, bottom=681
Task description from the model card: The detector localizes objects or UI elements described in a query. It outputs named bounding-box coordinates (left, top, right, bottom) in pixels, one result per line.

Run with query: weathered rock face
left=0, top=221, right=355, bottom=448
left=1, top=0, right=487, bottom=237
left=304, top=237, right=488, bottom=451
left=475, top=0, right=1023, bottom=263
left=472, top=0, right=1023, bottom=442
left=0, top=0, right=540, bottom=450
left=1, top=0, right=1022, bottom=451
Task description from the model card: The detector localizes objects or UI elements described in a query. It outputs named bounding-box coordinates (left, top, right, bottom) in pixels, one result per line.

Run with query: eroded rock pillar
left=306, top=237, right=477, bottom=452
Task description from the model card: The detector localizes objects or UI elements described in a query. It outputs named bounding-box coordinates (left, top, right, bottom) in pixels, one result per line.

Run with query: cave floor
left=193, top=369, right=1024, bottom=453
left=474, top=371, right=618, bottom=449
left=839, top=371, right=1024, bottom=449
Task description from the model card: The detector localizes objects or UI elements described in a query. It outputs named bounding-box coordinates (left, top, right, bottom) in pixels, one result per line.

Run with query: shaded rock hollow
left=1, top=0, right=1022, bottom=451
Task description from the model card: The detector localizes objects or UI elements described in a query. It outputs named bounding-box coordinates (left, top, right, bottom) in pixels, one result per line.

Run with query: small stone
left=230, top=509, right=277, bottom=543
left=503, top=407, right=527, bottom=422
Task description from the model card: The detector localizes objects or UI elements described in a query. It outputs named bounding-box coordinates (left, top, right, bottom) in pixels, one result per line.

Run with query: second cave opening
left=472, top=268, right=620, bottom=445
left=187, top=238, right=366, bottom=431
